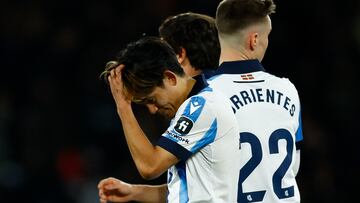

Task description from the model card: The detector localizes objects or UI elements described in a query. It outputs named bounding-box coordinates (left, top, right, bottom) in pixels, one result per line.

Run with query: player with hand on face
left=98, top=37, right=239, bottom=203
left=98, top=13, right=224, bottom=203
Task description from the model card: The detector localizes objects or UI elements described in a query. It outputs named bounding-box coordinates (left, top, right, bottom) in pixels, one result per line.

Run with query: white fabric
left=208, top=70, right=302, bottom=203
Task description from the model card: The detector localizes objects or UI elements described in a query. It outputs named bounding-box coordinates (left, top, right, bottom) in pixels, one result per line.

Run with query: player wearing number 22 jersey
left=208, top=59, right=303, bottom=203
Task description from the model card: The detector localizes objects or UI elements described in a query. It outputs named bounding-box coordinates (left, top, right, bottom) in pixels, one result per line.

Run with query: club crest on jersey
left=174, top=116, right=193, bottom=135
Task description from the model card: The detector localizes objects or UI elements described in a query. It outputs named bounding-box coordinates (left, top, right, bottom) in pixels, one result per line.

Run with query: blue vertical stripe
left=295, top=112, right=303, bottom=142
left=176, top=161, right=188, bottom=203
left=191, top=119, right=217, bottom=153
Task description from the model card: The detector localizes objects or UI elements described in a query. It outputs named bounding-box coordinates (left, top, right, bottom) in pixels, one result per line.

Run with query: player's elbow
left=139, top=172, right=156, bottom=180
left=138, top=166, right=162, bottom=180
left=136, top=147, right=177, bottom=180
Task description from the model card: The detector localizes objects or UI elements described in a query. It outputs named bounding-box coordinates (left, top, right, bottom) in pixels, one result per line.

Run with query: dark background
left=0, top=0, right=359, bottom=202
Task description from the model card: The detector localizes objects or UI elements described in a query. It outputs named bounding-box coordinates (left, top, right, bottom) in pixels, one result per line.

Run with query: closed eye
left=132, top=97, right=156, bottom=104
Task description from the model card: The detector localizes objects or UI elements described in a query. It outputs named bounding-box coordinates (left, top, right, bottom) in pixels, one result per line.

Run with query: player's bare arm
left=107, top=66, right=179, bottom=179
left=107, top=64, right=132, bottom=113
left=98, top=177, right=167, bottom=203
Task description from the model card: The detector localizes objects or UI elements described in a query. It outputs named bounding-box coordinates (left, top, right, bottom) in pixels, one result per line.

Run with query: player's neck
left=180, top=57, right=202, bottom=77
left=186, top=67, right=202, bottom=78
left=219, top=47, right=256, bottom=64
left=185, top=77, right=197, bottom=95
left=180, top=76, right=197, bottom=102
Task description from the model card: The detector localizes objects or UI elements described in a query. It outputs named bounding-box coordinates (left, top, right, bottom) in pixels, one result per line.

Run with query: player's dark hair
left=216, top=0, right=276, bottom=35
left=101, top=37, right=184, bottom=98
left=159, top=12, right=220, bottom=71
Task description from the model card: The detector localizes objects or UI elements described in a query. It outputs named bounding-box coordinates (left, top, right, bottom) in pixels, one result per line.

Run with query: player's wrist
left=116, top=102, right=132, bottom=115
left=130, top=184, right=146, bottom=201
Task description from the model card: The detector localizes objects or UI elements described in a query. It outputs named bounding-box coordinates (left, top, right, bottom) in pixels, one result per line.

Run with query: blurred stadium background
left=0, top=0, right=359, bottom=202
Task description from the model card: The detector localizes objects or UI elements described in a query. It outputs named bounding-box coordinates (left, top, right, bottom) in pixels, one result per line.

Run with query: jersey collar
left=214, top=59, right=266, bottom=75
left=188, top=74, right=209, bottom=98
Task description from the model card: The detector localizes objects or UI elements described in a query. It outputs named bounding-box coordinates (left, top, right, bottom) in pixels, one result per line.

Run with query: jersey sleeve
left=157, top=95, right=218, bottom=161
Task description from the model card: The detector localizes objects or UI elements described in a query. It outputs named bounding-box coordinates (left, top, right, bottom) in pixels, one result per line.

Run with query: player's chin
left=158, top=109, right=175, bottom=119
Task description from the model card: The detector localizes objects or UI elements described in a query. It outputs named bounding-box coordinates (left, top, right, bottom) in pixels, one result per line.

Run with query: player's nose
left=146, top=104, right=158, bottom=114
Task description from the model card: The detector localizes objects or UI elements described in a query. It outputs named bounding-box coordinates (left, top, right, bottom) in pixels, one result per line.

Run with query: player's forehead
left=132, top=87, right=162, bottom=104
left=147, top=86, right=163, bottom=96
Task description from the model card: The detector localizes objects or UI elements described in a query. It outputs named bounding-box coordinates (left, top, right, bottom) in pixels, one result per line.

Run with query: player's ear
left=176, top=47, right=187, bottom=65
left=163, top=70, right=177, bottom=86
left=249, top=32, right=258, bottom=51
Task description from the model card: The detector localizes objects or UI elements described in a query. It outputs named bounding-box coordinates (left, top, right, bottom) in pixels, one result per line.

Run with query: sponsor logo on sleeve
left=174, top=116, right=193, bottom=135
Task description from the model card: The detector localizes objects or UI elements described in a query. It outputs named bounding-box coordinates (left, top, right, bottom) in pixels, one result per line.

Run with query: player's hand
left=107, top=65, right=132, bottom=110
left=98, top=177, right=134, bottom=203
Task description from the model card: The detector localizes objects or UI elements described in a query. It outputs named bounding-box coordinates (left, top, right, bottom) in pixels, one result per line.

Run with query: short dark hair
left=159, top=12, right=220, bottom=71
left=216, top=0, right=276, bottom=35
left=101, top=37, right=184, bottom=98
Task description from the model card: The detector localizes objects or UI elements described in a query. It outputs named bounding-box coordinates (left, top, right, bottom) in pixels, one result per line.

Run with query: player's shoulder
left=262, top=71, right=299, bottom=91
left=176, top=90, right=209, bottom=118
left=177, top=86, right=229, bottom=117
left=187, top=85, right=222, bottom=102
left=197, top=85, right=232, bottom=106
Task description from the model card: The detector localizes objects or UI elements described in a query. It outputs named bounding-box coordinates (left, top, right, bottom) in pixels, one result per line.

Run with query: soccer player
left=158, top=12, right=220, bottom=78
left=207, top=0, right=304, bottom=202
left=98, top=13, right=223, bottom=203
left=99, top=37, right=239, bottom=202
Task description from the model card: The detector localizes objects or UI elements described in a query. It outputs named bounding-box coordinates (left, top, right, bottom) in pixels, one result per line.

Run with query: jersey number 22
left=237, top=129, right=295, bottom=202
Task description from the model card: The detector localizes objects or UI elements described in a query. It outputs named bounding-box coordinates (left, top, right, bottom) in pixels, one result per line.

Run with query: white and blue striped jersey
left=157, top=75, right=240, bottom=203
left=208, top=60, right=303, bottom=203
